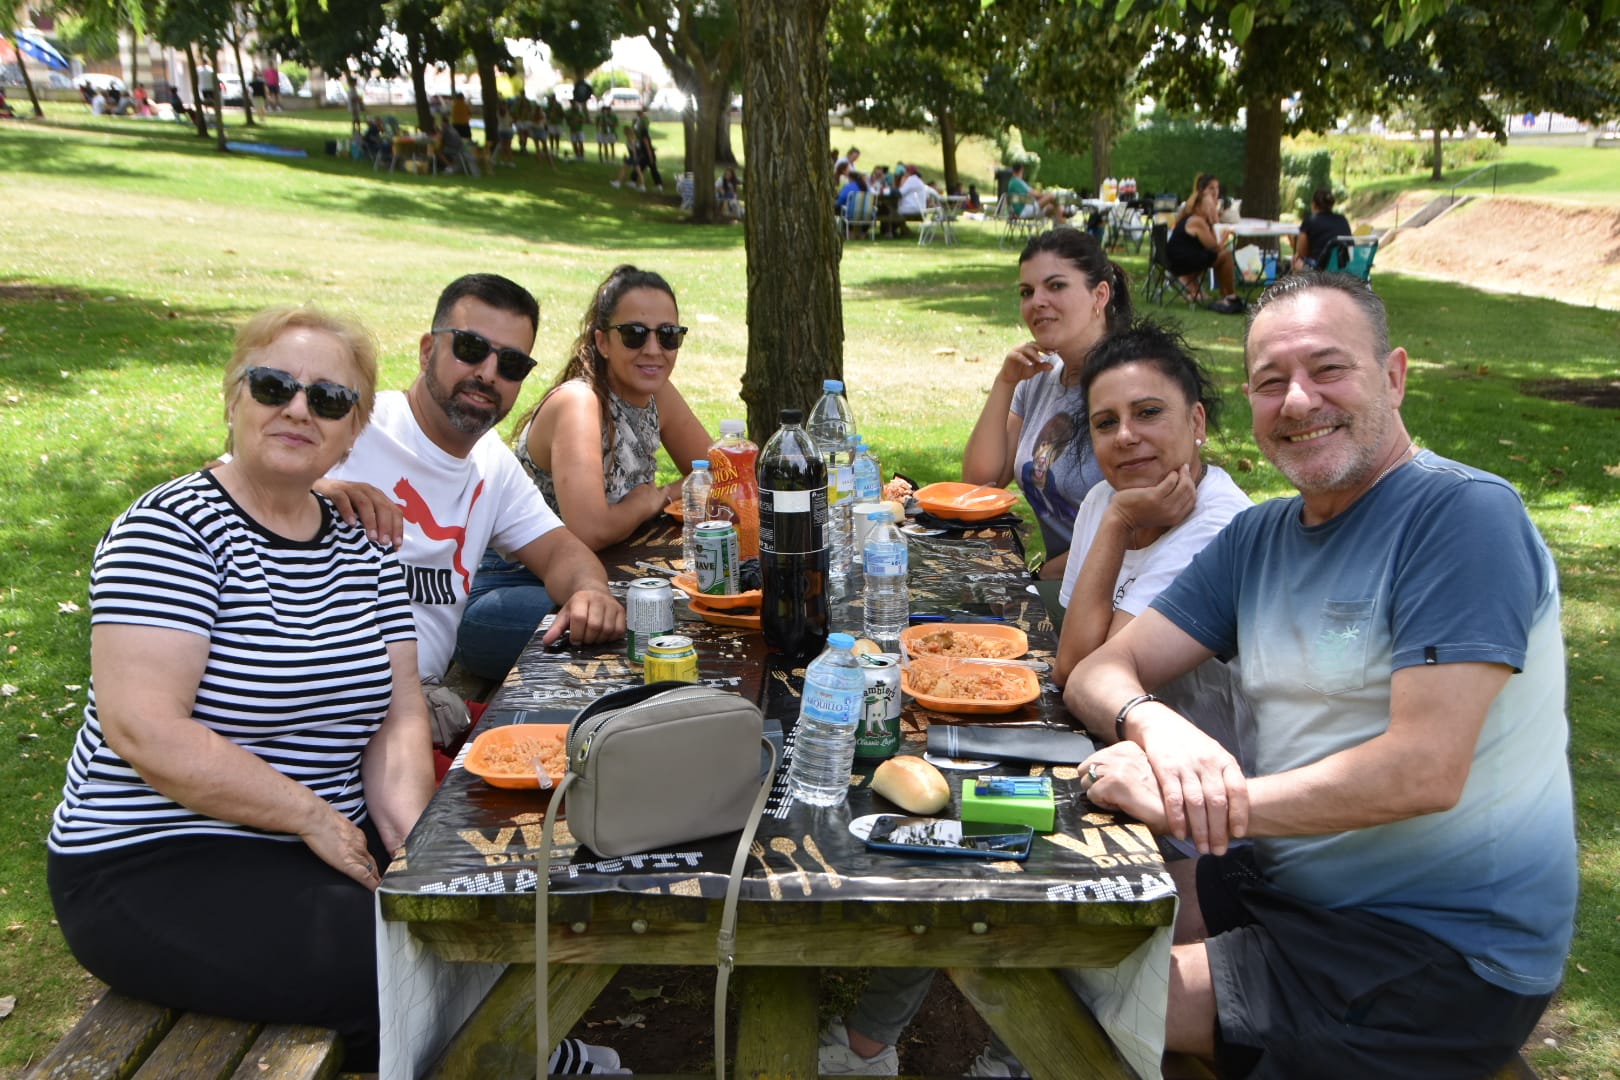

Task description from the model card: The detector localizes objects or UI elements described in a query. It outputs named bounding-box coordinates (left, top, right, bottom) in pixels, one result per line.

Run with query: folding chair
left=1108, top=198, right=1151, bottom=254
left=993, top=193, right=1047, bottom=251
left=917, top=192, right=958, bottom=246
left=677, top=172, right=696, bottom=211
left=841, top=191, right=877, bottom=241
left=1145, top=222, right=1204, bottom=308
left=1318, top=236, right=1380, bottom=282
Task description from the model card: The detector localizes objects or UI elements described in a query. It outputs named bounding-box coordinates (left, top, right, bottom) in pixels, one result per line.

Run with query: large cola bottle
left=758, top=408, right=829, bottom=659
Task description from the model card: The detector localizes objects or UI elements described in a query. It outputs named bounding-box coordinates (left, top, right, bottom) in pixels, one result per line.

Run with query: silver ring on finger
left=1087, top=763, right=1101, bottom=784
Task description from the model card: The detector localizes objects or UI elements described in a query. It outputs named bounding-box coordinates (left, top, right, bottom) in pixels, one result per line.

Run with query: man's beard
left=425, top=365, right=506, bottom=436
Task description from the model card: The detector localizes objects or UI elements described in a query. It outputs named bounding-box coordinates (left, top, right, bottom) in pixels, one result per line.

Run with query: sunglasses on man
left=431, top=327, right=538, bottom=382
left=609, top=322, right=689, bottom=351
left=243, top=366, right=360, bottom=420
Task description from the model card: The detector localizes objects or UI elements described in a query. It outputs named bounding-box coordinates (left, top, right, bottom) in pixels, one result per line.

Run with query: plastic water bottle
left=862, top=510, right=909, bottom=650
left=807, top=380, right=857, bottom=598
left=681, top=460, right=712, bottom=572
left=759, top=410, right=829, bottom=659
left=788, top=632, right=865, bottom=806
left=852, top=437, right=881, bottom=504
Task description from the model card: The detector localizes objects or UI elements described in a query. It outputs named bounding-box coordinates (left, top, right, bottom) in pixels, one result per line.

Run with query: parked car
left=649, top=87, right=687, bottom=114
left=78, top=73, right=126, bottom=95
left=606, top=87, right=645, bottom=113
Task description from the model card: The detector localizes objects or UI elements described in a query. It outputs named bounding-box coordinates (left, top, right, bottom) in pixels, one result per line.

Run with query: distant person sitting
left=0, top=88, right=16, bottom=119
left=1006, top=162, right=1067, bottom=223
left=1293, top=186, right=1354, bottom=272
left=836, top=170, right=868, bottom=217
left=1167, top=172, right=1244, bottom=315
left=895, top=164, right=934, bottom=221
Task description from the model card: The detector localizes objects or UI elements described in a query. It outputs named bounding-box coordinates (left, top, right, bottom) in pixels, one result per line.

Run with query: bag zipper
left=571, top=685, right=711, bottom=768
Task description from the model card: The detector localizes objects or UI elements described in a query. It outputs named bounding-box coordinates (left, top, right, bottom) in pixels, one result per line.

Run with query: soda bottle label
left=759, top=486, right=828, bottom=555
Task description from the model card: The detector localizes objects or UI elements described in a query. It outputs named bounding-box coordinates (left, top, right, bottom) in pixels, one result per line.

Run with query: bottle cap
left=828, top=632, right=855, bottom=650
left=866, top=509, right=893, bottom=522
left=779, top=408, right=803, bottom=423
left=691, top=459, right=709, bottom=470
left=719, top=419, right=744, bottom=435
left=823, top=379, right=844, bottom=392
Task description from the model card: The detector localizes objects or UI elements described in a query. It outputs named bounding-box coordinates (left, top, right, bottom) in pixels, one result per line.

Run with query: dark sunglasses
left=609, top=322, right=689, bottom=351
left=431, top=327, right=538, bottom=382
left=243, top=366, right=360, bottom=420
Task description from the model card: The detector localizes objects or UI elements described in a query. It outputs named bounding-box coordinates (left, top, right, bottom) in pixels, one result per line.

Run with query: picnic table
left=377, top=516, right=1176, bottom=1079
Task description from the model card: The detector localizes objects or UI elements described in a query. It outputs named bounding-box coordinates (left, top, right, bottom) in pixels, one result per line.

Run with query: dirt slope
left=1373, top=195, right=1620, bottom=310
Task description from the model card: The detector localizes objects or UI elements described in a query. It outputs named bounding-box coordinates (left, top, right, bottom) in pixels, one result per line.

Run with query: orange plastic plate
left=463, top=723, right=570, bottom=790
left=913, top=482, right=1019, bottom=521
left=900, top=622, right=1029, bottom=660
left=900, top=656, right=1041, bottom=715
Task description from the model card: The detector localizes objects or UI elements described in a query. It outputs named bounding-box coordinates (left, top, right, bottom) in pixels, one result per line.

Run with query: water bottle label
left=801, top=683, right=861, bottom=726
left=863, top=549, right=907, bottom=576
left=834, top=465, right=854, bottom=504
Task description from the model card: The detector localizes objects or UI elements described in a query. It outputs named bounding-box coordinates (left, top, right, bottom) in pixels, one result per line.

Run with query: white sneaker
left=610, top=180, right=621, bottom=189
left=548, top=1039, right=630, bottom=1074
left=818, top=1018, right=899, bottom=1076
left=967, top=1045, right=1029, bottom=1078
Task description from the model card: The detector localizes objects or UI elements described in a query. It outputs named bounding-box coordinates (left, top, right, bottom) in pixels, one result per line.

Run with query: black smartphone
left=863, top=816, right=1035, bottom=860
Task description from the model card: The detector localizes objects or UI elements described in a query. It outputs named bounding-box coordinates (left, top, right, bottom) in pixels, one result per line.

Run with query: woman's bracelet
left=1114, top=693, right=1159, bottom=743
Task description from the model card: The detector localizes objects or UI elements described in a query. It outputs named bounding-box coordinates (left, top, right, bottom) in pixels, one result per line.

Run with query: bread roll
left=881, top=499, right=907, bottom=523
left=870, top=756, right=950, bottom=815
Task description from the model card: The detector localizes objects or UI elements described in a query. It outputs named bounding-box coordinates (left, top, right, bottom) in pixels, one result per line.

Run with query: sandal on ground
left=548, top=1039, right=630, bottom=1074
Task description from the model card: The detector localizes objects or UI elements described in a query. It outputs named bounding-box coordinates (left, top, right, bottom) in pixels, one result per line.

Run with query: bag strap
left=712, top=736, right=777, bottom=1080
left=534, top=738, right=778, bottom=1080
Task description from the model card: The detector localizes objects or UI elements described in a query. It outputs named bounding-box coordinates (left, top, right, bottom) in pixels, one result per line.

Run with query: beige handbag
left=537, top=682, right=777, bottom=1080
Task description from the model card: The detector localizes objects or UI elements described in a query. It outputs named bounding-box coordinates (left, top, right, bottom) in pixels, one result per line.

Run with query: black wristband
left=1114, top=693, right=1158, bottom=743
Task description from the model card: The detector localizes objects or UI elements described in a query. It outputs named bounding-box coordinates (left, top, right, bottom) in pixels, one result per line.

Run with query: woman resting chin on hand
left=1052, top=319, right=1254, bottom=774
left=46, top=307, right=434, bottom=1073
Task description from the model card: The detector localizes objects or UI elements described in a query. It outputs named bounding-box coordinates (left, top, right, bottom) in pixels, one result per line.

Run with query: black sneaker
left=1211, top=297, right=1245, bottom=315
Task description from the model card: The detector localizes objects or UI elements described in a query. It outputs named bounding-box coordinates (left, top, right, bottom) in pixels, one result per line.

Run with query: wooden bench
left=28, top=990, right=344, bottom=1080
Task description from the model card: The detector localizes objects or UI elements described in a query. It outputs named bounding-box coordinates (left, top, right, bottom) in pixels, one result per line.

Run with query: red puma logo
left=394, top=477, right=485, bottom=595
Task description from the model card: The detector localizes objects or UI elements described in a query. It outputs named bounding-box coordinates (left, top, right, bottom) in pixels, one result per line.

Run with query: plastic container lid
left=822, top=379, right=844, bottom=392
left=691, top=459, right=710, bottom=469
left=828, top=632, right=855, bottom=650
left=719, top=419, right=745, bottom=435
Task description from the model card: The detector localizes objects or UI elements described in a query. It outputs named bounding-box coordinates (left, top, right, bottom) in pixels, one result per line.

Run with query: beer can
left=855, top=654, right=903, bottom=760
left=626, top=577, right=675, bottom=662
left=695, top=520, right=740, bottom=595
left=643, top=634, right=699, bottom=684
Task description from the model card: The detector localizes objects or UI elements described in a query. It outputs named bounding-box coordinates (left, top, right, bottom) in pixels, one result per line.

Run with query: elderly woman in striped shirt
left=46, top=307, right=434, bottom=1072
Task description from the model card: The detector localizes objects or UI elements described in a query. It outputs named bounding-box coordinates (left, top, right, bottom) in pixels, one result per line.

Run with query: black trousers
left=48, top=820, right=390, bottom=1070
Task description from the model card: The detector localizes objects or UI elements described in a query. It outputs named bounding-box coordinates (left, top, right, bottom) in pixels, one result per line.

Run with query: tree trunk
left=211, top=48, right=228, bottom=152
left=1090, top=109, right=1113, bottom=194
left=687, top=69, right=729, bottom=223
left=1239, top=37, right=1282, bottom=222
left=715, top=108, right=736, bottom=166
left=16, top=42, right=43, bottom=118
left=1430, top=126, right=1444, bottom=181
left=476, top=45, right=500, bottom=151
left=184, top=46, right=208, bottom=138
left=938, top=104, right=958, bottom=193
left=230, top=31, right=255, bottom=127
left=407, top=31, right=435, bottom=134
left=738, top=0, right=841, bottom=444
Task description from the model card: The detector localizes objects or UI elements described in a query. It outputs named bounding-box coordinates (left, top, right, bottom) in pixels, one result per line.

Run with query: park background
left=3, top=2, right=1620, bottom=1076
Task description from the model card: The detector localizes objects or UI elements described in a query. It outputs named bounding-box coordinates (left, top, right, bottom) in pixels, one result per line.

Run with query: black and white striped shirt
left=49, top=471, right=416, bottom=854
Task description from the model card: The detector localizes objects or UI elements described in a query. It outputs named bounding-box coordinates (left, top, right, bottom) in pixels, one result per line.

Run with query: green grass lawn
left=1347, top=141, right=1620, bottom=208
left=2, top=108, right=1618, bottom=1076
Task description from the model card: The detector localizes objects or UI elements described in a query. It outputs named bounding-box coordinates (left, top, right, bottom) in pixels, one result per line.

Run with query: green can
left=694, top=519, right=740, bottom=595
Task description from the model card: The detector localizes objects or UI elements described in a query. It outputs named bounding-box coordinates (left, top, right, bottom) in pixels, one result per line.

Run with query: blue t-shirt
left=1153, top=451, right=1575, bottom=995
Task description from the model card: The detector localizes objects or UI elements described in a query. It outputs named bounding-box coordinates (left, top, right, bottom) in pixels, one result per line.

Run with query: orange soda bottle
left=708, top=419, right=760, bottom=558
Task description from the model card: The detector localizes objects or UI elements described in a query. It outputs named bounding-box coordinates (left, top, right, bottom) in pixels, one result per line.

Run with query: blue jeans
left=453, top=548, right=555, bottom=682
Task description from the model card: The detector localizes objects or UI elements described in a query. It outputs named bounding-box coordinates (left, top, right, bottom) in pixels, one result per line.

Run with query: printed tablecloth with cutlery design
left=378, top=517, right=1176, bottom=1079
